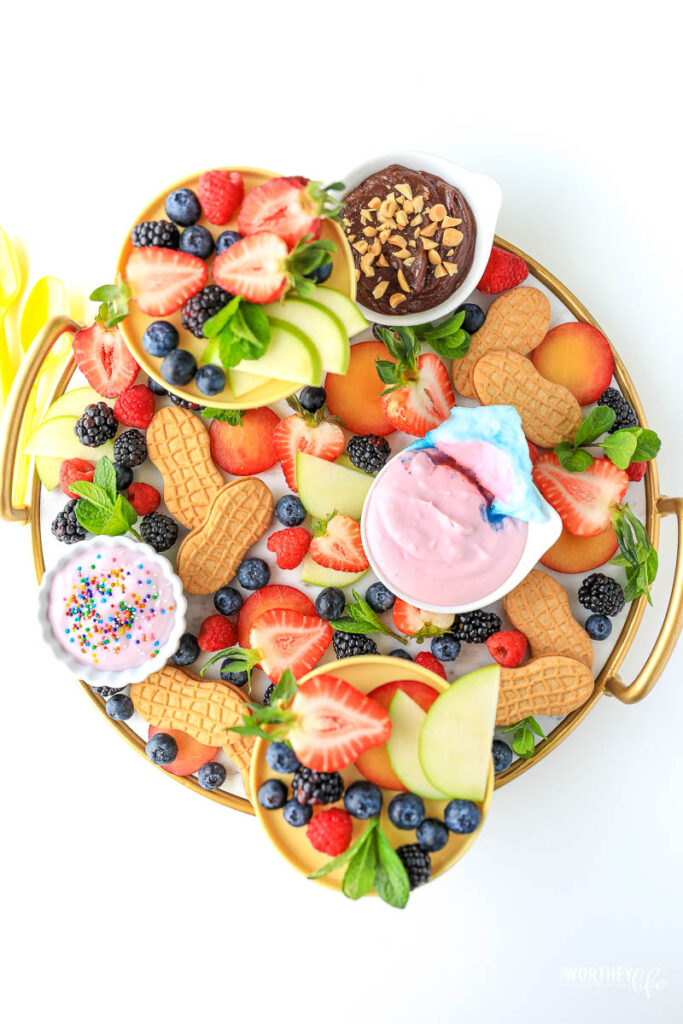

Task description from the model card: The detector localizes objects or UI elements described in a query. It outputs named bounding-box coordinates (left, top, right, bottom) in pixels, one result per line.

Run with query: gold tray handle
left=0, top=315, right=81, bottom=523
left=605, top=496, right=683, bottom=703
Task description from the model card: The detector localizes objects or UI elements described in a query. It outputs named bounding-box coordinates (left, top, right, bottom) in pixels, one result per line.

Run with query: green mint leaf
left=272, top=669, right=298, bottom=706
left=373, top=827, right=410, bottom=908
left=375, top=359, right=399, bottom=385
left=240, top=302, right=271, bottom=348
left=74, top=500, right=111, bottom=534
left=90, top=284, right=123, bottom=302
left=201, top=336, right=220, bottom=365
left=219, top=327, right=242, bottom=368
left=342, top=825, right=378, bottom=900
left=93, top=456, right=117, bottom=504
left=601, top=430, right=637, bottom=470
left=329, top=619, right=378, bottom=635
left=628, top=428, right=661, bottom=462
left=574, top=406, right=616, bottom=447
left=526, top=716, right=546, bottom=738
left=646, top=546, right=659, bottom=581
left=430, top=333, right=471, bottom=361
left=554, top=443, right=594, bottom=473
left=201, top=408, right=244, bottom=426
left=69, top=481, right=113, bottom=511
left=203, top=295, right=242, bottom=338
left=308, top=821, right=376, bottom=880
left=512, top=723, right=536, bottom=759
left=608, top=555, right=631, bottom=568
left=117, top=494, right=138, bottom=527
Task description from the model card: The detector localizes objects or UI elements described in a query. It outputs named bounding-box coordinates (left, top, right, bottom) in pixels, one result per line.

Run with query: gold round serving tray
left=2, top=237, right=681, bottom=820
left=116, top=167, right=356, bottom=410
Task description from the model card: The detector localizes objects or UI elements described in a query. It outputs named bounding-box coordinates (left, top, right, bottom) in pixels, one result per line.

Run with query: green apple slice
left=231, top=319, right=321, bottom=386
left=227, top=367, right=299, bottom=399
left=42, top=386, right=102, bottom=422
left=24, top=415, right=115, bottom=462
left=35, top=456, right=63, bottom=491
left=419, top=665, right=500, bottom=801
left=300, top=553, right=368, bottom=588
left=261, top=298, right=349, bottom=375
left=387, top=690, right=448, bottom=800
left=296, top=451, right=373, bottom=520
left=312, top=286, right=368, bottom=337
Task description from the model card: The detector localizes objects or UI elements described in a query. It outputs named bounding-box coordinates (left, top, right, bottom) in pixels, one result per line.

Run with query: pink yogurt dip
left=363, top=446, right=528, bottom=607
left=48, top=545, right=177, bottom=671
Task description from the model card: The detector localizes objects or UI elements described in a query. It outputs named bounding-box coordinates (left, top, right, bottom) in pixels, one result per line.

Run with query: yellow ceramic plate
left=116, top=167, right=356, bottom=409
left=251, top=655, right=494, bottom=894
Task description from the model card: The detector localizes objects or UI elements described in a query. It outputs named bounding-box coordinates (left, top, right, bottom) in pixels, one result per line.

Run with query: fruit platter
left=1, top=154, right=681, bottom=907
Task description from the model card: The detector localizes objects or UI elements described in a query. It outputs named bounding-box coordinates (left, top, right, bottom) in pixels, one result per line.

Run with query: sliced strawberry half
left=381, top=353, right=455, bottom=437
left=288, top=674, right=392, bottom=772
left=213, top=231, right=335, bottom=305
left=237, top=177, right=341, bottom=249
left=392, top=598, right=455, bottom=637
left=309, top=514, right=369, bottom=573
left=248, top=608, right=332, bottom=683
left=532, top=453, right=628, bottom=537
left=273, top=413, right=344, bottom=491
left=237, top=584, right=315, bottom=649
left=72, top=322, right=139, bottom=398
left=124, top=247, right=207, bottom=316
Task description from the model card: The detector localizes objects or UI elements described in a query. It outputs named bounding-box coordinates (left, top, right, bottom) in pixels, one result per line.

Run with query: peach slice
left=531, top=322, right=613, bottom=405
left=540, top=525, right=619, bottom=574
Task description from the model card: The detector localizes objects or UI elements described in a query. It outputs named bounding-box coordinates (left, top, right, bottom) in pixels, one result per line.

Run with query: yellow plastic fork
left=0, top=227, right=22, bottom=404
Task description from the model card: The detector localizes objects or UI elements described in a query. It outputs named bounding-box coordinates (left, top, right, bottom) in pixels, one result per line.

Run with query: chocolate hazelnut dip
left=342, top=164, right=476, bottom=316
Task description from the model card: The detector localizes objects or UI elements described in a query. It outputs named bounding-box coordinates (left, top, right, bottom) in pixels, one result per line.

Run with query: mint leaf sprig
left=71, top=457, right=140, bottom=539
left=202, top=295, right=271, bottom=369
left=90, top=280, right=131, bottom=328
left=413, top=309, right=471, bottom=360
left=554, top=406, right=661, bottom=473
left=610, top=503, right=659, bottom=604
left=201, top=408, right=244, bottom=426
left=308, top=817, right=410, bottom=909
left=329, top=589, right=408, bottom=645
left=208, top=668, right=299, bottom=731
left=374, top=319, right=470, bottom=395
left=501, top=716, right=546, bottom=759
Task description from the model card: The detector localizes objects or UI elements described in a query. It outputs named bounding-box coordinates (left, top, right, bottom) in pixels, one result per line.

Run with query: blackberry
left=181, top=285, right=231, bottom=338
left=140, top=511, right=178, bottom=552
left=578, top=573, right=625, bottom=616
left=452, top=610, right=501, bottom=644
left=396, top=844, right=432, bottom=889
left=291, top=766, right=344, bottom=806
left=113, top=429, right=147, bottom=468
left=168, top=393, right=204, bottom=411
left=597, top=387, right=638, bottom=432
left=131, top=220, right=179, bottom=249
left=91, top=685, right=125, bottom=698
left=51, top=499, right=87, bottom=544
left=347, top=434, right=391, bottom=474
left=332, top=631, right=378, bottom=658
left=74, top=402, right=117, bottom=447
left=262, top=682, right=276, bottom=706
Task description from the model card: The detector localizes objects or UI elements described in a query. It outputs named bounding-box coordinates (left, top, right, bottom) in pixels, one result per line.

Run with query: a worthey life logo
left=560, top=965, right=666, bottom=999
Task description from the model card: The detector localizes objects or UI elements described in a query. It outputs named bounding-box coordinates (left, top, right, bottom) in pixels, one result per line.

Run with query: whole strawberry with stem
left=375, top=327, right=455, bottom=437
left=273, top=392, right=344, bottom=491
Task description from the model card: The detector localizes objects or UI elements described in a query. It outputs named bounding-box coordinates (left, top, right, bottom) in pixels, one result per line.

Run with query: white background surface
left=1, top=2, right=682, bottom=1022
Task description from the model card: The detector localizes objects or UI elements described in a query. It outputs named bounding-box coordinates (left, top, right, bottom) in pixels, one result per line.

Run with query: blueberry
left=147, top=375, right=167, bottom=396
left=237, top=558, right=270, bottom=590
left=145, top=732, right=178, bottom=765
left=283, top=797, right=313, bottom=826
left=344, top=780, right=383, bottom=820
left=195, top=364, right=226, bottom=396
left=315, top=586, right=345, bottom=621
left=455, top=302, right=486, bottom=334
left=257, top=779, right=288, bottom=809
left=416, top=818, right=450, bottom=852
left=216, top=230, right=243, bottom=254
left=143, top=320, right=179, bottom=357
left=585, top=614, right=612, bottom=640
left=198, top=761, right=227, bottom=790
left=161, top=349, right=197, bottom=386
left=444, top=799, right=481, bottom=834
left=492, top=739, right=513, bottom=773
left=219, top=663, right=249, bottom=687
left=165, top=187, right=201, bottom=226
left=105, top=692, right=134, bottom=720
left=113, top=462, right=133, bottom=492
left=266, top=741, right=301, bottom=774
left=171, top=632, right=200, bottom=666
left=179, top=224, right=215, bottom=260
left=274, top=494, right=307, bottom=526
left=298, top=385, right=327, bottom=412
left=213, top=586, right=243, bottom=616
left=388, top=792, right=425, bottom=830
left=430, top=633, right=461, bottom=662
left=365, top=581, right=396, bottom=613
left=305, top=261, right=333, bottom=284
left=388, top=648, right=413, bottom=660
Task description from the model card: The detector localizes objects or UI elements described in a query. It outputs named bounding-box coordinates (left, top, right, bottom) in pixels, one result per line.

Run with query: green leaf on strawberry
left=90, top=279, right=131, bottom=328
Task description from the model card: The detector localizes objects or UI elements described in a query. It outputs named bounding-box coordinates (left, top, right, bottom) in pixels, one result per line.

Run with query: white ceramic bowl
left=342, top=150, right=502, bottom=327
left=360, top=455, right=562, bottom=615
left=37, top=536, right=187, bottom=687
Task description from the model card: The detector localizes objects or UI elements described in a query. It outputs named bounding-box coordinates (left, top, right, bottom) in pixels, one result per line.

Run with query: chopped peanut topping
left=443, top=261, right=458, bottom=275
left=428, top=203, right=447, bottom=222
left=443, top=228, right=463, bottom=247
left=389, top=293, right=407, bottom=308
left=372, top=280, right=389, bottom=299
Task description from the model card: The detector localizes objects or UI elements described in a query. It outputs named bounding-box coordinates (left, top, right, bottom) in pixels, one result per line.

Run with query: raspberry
left=59, top=458, right=94, bottom=499
left=128, top=482, right=161, bottom=516
left=113, top=385, right=155, bottom=429
left=486, top=629, right=527, bottom=667
left=477, top=246, right=528, bottom=294
left=198, top=614, right=238, bottom=652
left=198, top=170, right=244, bottom=225
left=627, top=461, right=647, bottom=482
left=266, top=527, right=311, bottom=569
left=414, top=652, right=447, bottom=680
left=306, top=808, right=353, bottom=856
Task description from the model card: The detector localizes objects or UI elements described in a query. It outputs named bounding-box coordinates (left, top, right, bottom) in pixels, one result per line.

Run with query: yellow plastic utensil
left=0, top=226, right=23, bottom=403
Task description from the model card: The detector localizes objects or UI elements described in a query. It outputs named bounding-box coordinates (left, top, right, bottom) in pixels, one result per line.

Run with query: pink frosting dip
left=47, top=545, right=177, bottom=671
left=363, top=446, right=528, bottom=607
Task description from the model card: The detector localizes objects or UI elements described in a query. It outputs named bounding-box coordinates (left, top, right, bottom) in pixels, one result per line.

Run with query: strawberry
left=527, top=441, right=538, bottom=463
left=128, top=482, right=161, bottom=516
left=306, top=808, right=353, bottom=855
left=392, top=598, right=454, bottom=638
left=237, top=584, right=315, bottom=649
left=532, top=453, right=629, bottom=537
left=249, top=609, right=332, bottom=683
left=212, top=232, right=335, bottom=305
left=124, top=247, right=207, bottom=316
left=59, top=458, right=94, bottom=499
left=626, top=461, right=647, bottom=482
left=197, top=169, right=244, bottom=225
left=237, top=177, right=342, bottom=248
left=113, top=384, right=155, bottom=429
left=477, top=246, right=528, bottom=294
left=375, top=327, right=455, bottom=437
left=267, top=527, right=311, bottom=569
left=272, top=396, right=344, bottom=491
left=198, top=614, right=238, bottom=652
left=414, top=652, right=447, bottom=680
left=72, top=322, right=139, bottom=398
left=486, top=629, right=527, bottom=668
left=309, top=514, right=369, bottom=573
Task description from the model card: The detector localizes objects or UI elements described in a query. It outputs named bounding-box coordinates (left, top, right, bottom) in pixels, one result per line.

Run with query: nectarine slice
left=531, top=322, right=613, bottom=405
left=540, top=525, right=618, bottom=574
left=326, top=341, right=395, bottom=435
left=355, top=679, right=439, bottom=790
